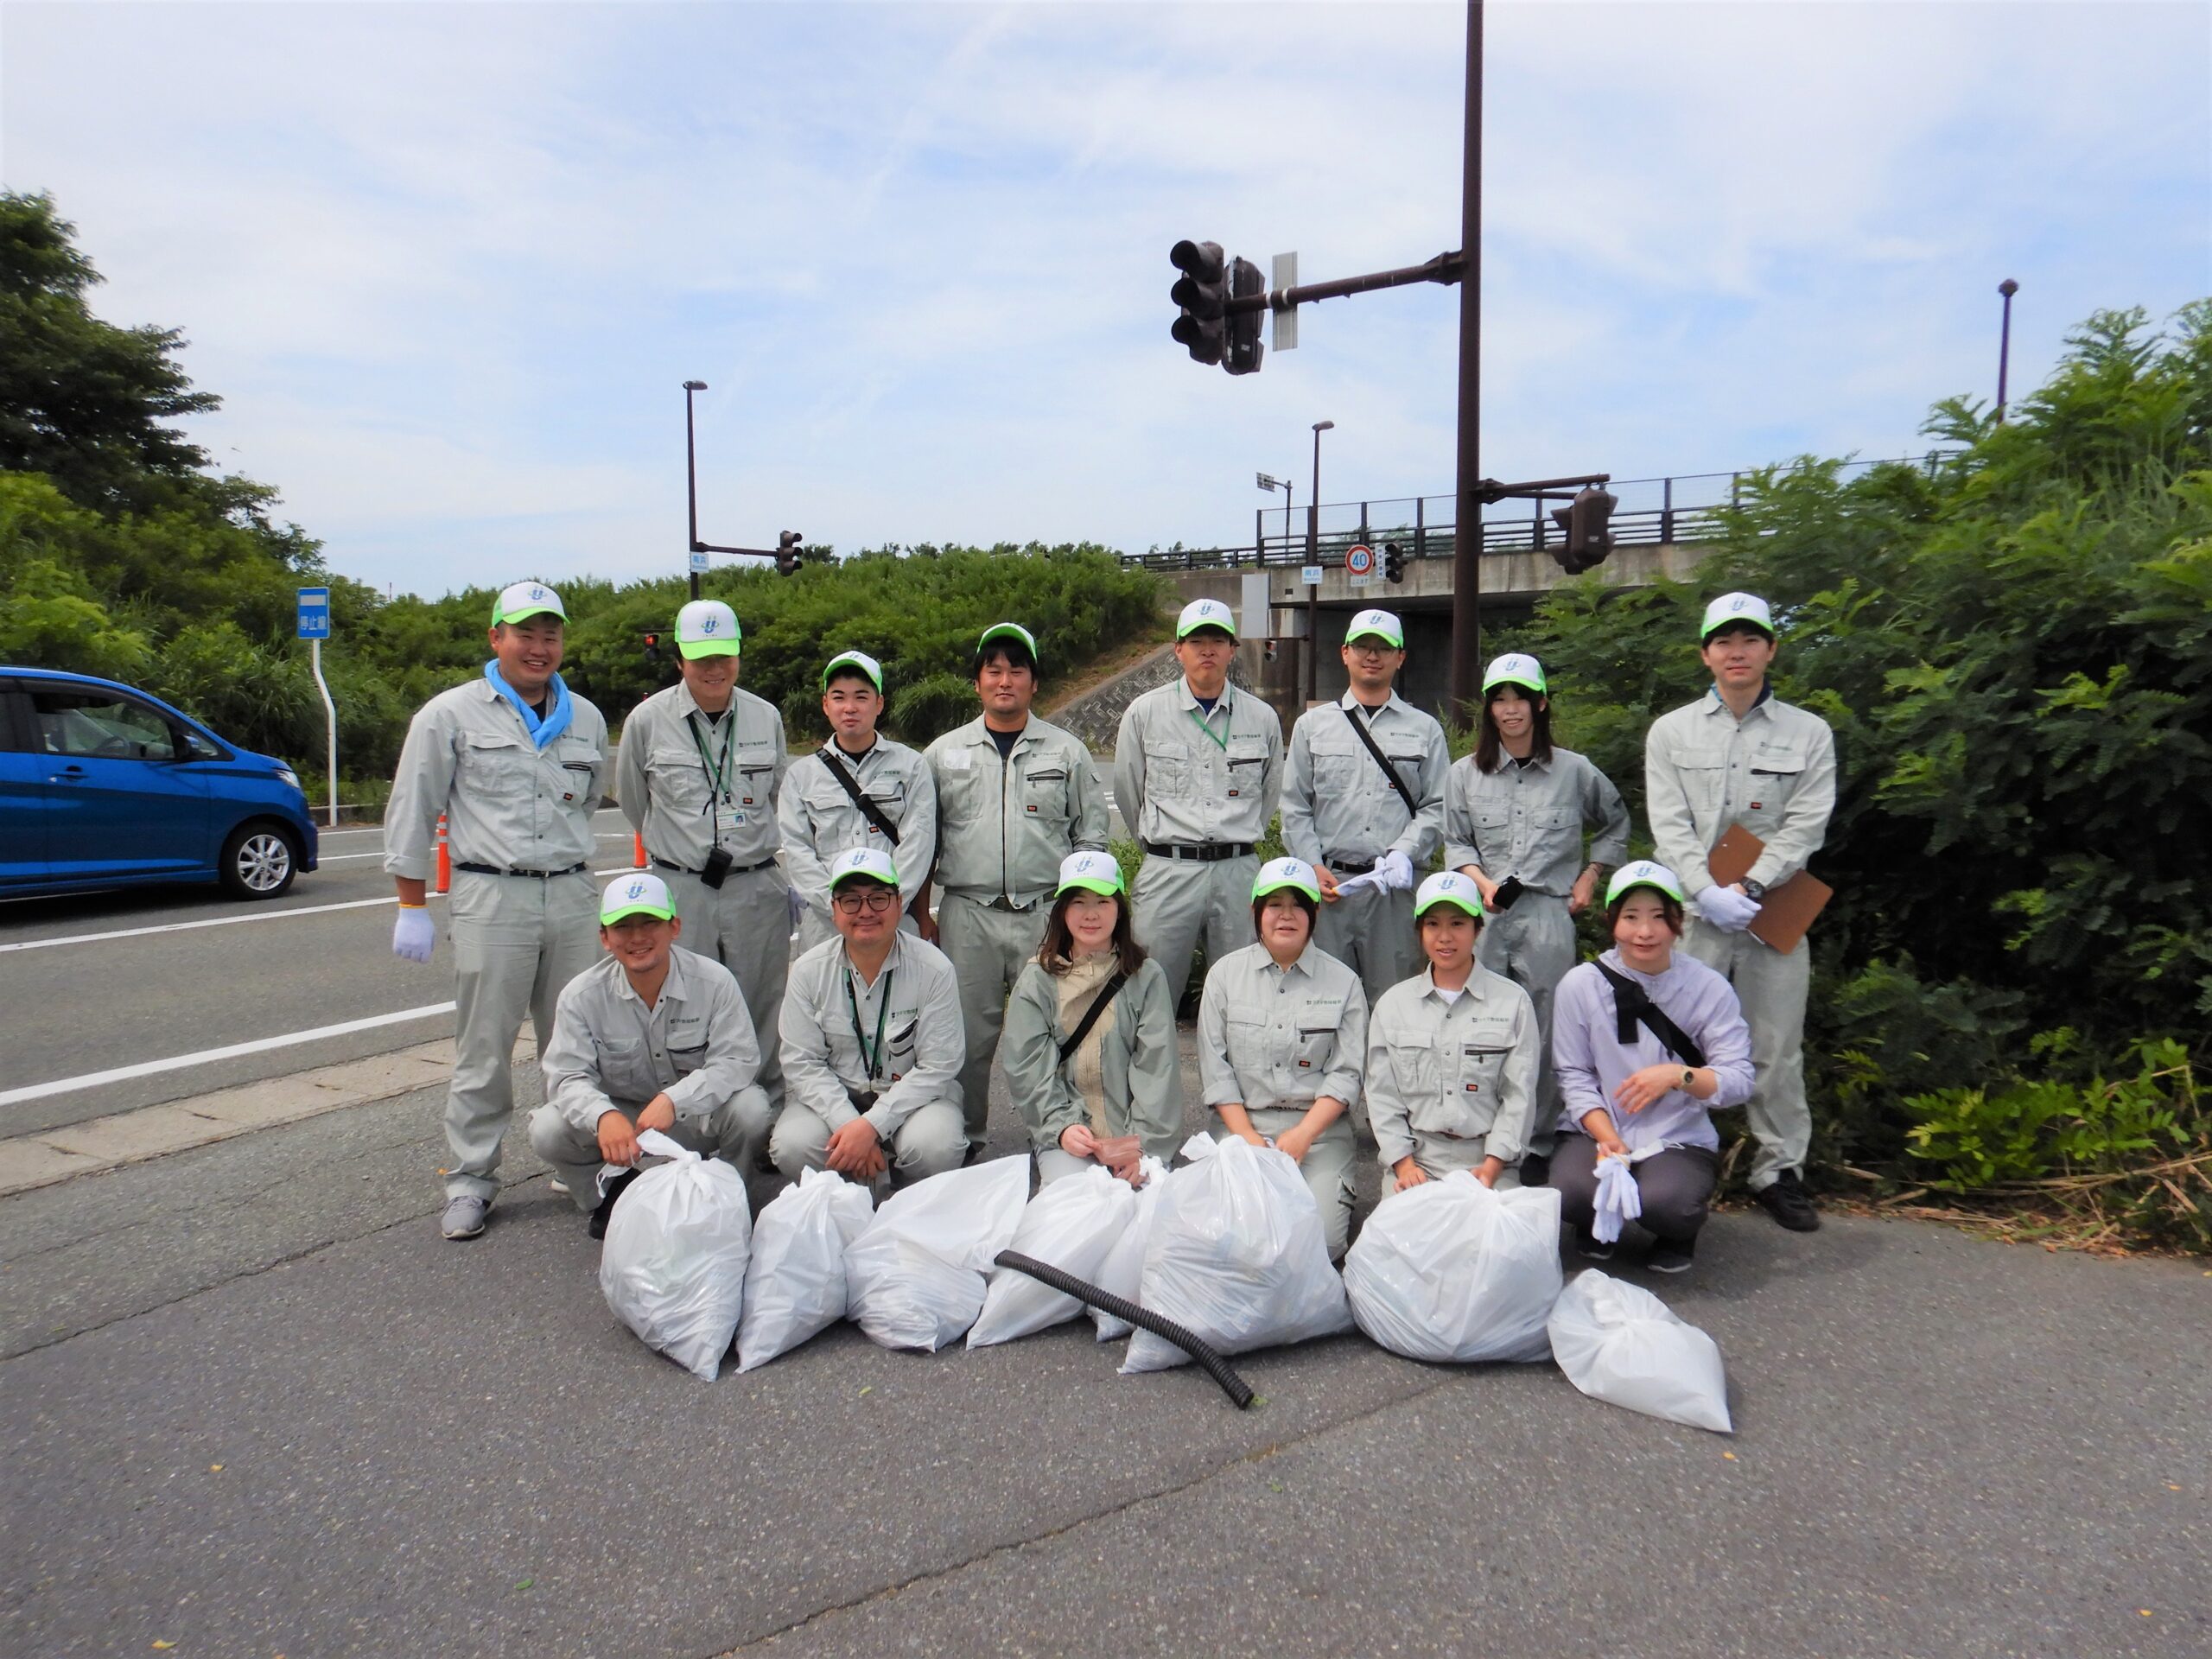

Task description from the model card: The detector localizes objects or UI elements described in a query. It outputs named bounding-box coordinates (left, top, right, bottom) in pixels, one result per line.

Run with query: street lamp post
left=1446, top=0, right=1484, bottom=717
left=1307, top=421, right=1335, bottom=706
left=1995, top=279, right=2018, bottom=424
left=683, top=379, right=708, bottom=599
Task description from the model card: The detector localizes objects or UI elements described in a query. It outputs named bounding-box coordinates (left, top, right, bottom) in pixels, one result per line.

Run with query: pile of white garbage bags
left=968, top=1165, right=1140, bottom=1348
left=597, top=1130, right=755, bottom=1382
left=845, top=1156, right=1031, bottom=1351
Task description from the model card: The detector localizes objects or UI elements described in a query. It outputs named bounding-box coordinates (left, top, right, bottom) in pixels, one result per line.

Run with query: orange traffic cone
left=633, top=832, right=647, bottom=870
left=435, top=812, right=451, bottom=894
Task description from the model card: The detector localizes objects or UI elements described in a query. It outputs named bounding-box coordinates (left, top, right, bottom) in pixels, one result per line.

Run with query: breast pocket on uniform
left=1224, top=752, right=1266, bottom=800
left=1142, top=740, right=1190, bottom=799
left=1388, top=1039, right=1440, bottom=1103
left=1312, top=743, right=1363, bottom=793
left=1746, top=747, right=1807, bottom=815
left=1454, top=1045, right=1511, bottom=1129
left=1221, top=1011, right=1269, bottom=1077
left=862, top=783, right=906, bottom=833
left=885, top=1014, right=919, bottom=1082
left=1294, top=996, right=1343, bottom=1073
left=734, top=742, right=778, bottom=809
left=668, top=1043, right=709, bottom=1077
left=595, top=1037, right=658, bottom=1097
left=650, top=745, right=712, bottom=812
left=1021, top=766, right=1069, bottom=821
left=459, top=732, right=531, bottom=798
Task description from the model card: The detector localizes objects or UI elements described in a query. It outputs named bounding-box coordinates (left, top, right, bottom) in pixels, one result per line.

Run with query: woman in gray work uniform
left=1000, top=850, right=1182, bottom=1184
left=1197, top=856, right=1368, bottom=1260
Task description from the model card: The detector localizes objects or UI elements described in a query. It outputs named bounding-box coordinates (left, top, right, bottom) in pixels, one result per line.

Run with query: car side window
left=31, top=690, right=182, bottom=761
left=0, top=690, right=34, bottom=753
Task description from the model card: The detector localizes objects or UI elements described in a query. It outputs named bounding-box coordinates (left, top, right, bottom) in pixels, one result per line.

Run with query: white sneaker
left=441, top=1195, right=490, bottom=1240
left=548, top=1176, right=569, bottom=1196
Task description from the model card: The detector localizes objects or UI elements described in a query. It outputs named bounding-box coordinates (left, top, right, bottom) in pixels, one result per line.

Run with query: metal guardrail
left=1123, top=454, right=1941, bottom=572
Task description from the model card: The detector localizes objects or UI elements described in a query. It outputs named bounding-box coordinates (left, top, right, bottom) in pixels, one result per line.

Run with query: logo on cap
left=626, top=880, right=645, bottom=899
left=700, top=617, right=718, bottom=634
left=531, top=586, right=548, bottom=602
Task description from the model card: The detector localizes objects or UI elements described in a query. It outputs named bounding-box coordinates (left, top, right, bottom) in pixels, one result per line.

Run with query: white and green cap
left=1344, top=608, right=1404, bottom=648
left=1605, top=859, right=1688, bottom=907
left=1414, top=870, right=1484, bottom=920
left=1483, top=652, right=1547, bottom=696
left=1055, top=849, right=1126, bottom=898
left=1176, top=598, right=1237, bottom=641
left=1251, top=855, right=1321, bottom=904
left=1700, top=591, right=1775, bottom=640
left=676, top=599, right=741, bottom=658
left=600, top=871, right=676, bottom=925
left=821, top=649, right=884, bottom=692
left=976, top=621, right=1039, bottom=664
left=490, top=581, right=566, bottom=626
left=829, top=847, right=899, bottom=890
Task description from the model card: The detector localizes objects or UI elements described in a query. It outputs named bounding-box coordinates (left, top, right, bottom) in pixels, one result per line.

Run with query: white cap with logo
left=676, top=599, right=741, bottom=658
left=1344, top=608, right=1404, bottom=648
left=1700, top=592, right=1775, bottom=640
left=491, top=582, right=566, bottom=626
left=600, top=870, right=676, bottom=924
left=1176, top=598, right=1238, bottom=641
left=830, top=847, right=900, bottom=889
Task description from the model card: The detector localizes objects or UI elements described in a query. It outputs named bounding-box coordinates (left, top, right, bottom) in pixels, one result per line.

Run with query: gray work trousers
left=1681, top=917, right=1812, bottom=1191
left=768, top=1100, right=967, bottom=1189
left=1133, top=851, right=1260, bottom=1012
left=1314, top=877, right=1420, bottom=1008
left=938, top=890, right=1049, bottom=1148
left=443, top=869, right=601, bottom=1203
left=1549, top=1134, right=1719, bottom=1243
left=659, top=862, right=791, bottom=1111
left=1477, top=893, right=1578, bottom=1160
left=525, top=1087, right=772, bottom=1214
left=1215, top=1107, right=1358, bottom=1262
left=1391, top=1132, right=1525, bottom=1187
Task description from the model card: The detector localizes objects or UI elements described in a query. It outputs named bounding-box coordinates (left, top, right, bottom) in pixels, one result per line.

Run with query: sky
left=4, top=1, right=2209, bottom=600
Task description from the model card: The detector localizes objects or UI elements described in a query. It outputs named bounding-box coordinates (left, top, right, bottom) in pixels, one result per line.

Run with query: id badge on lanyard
left=690, top=716, right=740, bottom=844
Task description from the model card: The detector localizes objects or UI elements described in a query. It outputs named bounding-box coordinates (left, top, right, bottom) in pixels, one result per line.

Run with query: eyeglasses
left=832, top=887, right=899, bottom=914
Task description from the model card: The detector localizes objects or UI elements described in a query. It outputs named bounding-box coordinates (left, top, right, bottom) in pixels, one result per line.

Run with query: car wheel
left=219, top=822, right=298, bottom=899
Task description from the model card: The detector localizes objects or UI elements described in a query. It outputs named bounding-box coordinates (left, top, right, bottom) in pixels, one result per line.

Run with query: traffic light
left=1225, top=256, right=1266, bottom=375
left=642, top=631, right=661, bottom=664
left=1382, top=542, right=1405, bottom=582
left=776, top=531, right=805, bottom=576
left=1169, top=239, right=1227, bottom=366
left=1548, top=485, right=1618, bottom=574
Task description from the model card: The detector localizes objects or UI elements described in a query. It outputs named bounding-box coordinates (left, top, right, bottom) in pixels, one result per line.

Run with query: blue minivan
left=0, top=667, right=321, bottom=901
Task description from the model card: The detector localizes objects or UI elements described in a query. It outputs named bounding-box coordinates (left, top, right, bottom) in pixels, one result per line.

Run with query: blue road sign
left=296, top=587, right=331, bottom=640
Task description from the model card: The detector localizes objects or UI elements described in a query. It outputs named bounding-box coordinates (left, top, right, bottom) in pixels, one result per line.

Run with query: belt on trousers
left=652, top=855, right=778, bottom=876
left=452, top=861, right=587, bottom=879
left=1141, top=841, right=1254, bottom=862
left=986, top=894, right=1041, bottom=913
left=1325, top=856, right=1376, bottom=875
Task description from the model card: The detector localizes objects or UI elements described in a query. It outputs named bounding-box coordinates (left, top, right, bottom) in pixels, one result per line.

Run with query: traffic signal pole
left=1448, top=0, right=1484, bottom=719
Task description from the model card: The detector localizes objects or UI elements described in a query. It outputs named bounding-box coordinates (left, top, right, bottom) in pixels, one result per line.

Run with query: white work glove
left=1591, top=1150, right=1645, bottom=1244
left=1333, top=869, right=1385, bottom=899
left=391, top=905, right=435, bottom=963
left=1375, top=849, right=1414, bottom=893
left=786, top=884, right=806, bottom=929
left=1694, top=884, right=1763, bottom=932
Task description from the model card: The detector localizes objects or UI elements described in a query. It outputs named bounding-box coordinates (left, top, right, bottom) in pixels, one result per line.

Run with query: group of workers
left=385, top=575, right=1834, bottom=1274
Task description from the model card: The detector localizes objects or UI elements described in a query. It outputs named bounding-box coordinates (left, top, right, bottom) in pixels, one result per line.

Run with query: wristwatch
left=1679, top=1065, right=1696, bottom=1091
left=1740, top=878, right=1767, bottom=900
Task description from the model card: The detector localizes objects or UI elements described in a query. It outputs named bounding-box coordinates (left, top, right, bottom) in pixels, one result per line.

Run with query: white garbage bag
left=596, top=1129, right=753, bottom=1382
left=734, top=1168, right=876, bottom=1373
left=968, top=1165, right=1140, bottom=1348
left=1546, top=1269, right=1733, bottom=1433
left=846, top=1155, right=1030, bottom=1351
left=1090, top=1155, right=1169, bottom=1341
left=1343, top=1173, right=1562, bottom=1363
left=1122, top=1135, right=1353, bottom=1374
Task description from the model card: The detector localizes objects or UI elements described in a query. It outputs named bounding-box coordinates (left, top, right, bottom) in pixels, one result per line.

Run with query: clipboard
left=1707, top=824, right=1831, bottom=956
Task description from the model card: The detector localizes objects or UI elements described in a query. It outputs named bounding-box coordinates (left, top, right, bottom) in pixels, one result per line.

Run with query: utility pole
left=683, top=380, right=707, bottom=599
left=1995, top=278, right=2019, bottom=423
left=1447, top=0, right=1484, bottom=717
left=1308, top=421, right=1334, bottom=706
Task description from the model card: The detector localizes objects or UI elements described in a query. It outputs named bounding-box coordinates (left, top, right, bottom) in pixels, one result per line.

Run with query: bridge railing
left=1122, top=454, right=1940, bottom=571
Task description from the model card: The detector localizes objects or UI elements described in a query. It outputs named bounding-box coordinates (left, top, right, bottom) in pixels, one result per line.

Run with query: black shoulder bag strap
left=1058, top=969, right=1128, bottom=1065
left=1341, top=705, right=1418, bottom=817
left=818, top=747, right=901, bottom=845
left=1593, top=961, right=1707, bottom=1068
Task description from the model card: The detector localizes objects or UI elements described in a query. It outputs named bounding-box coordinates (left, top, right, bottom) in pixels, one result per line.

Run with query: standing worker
left=617, top=598, right=791, bottom=1114
left=385, top=581, right=608, bottom=1242
left=1280, top=607, right=1451, bottom=1004
left=918, top=622, right=1109, bottom=1155
left=778, top=650, right=937, bottom=952
left=1113, top=598, right=1285, bottom=1012
left=1644, top=594, right=1837, bottom=1233
left=1443, top=652, right=1630, bottom=1183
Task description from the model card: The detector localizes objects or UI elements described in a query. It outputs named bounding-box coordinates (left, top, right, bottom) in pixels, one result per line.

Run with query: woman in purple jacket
left=1548, top=861, right=1755, bottom=1273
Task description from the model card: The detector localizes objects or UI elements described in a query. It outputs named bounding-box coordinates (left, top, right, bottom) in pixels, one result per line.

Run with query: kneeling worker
left=772, top=849, right=967, bottom=1187
left=531, top=873, right=773, bottom=1232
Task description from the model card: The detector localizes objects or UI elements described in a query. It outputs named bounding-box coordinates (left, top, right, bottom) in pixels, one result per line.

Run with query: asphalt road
left=0, top=1067, right=2206, bottom=1658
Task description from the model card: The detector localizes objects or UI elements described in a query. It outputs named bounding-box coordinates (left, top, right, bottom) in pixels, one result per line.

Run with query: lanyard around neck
left=1187, top=699, right=1230, bottom=752
left=686, top=709, right=734, bottom=805
left=844, top=965, right=894, bottom=1083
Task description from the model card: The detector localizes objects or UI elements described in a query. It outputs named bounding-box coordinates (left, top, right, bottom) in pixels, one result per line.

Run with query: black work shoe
left=1574, top=1226, right=1615, bottom=1261
left=1754, top=1171, right=1822, bottom=1232
left=961, top=1142, right=983, bottom=1168
left=1519, top=1153, right=1551, bottom=1188
left=1647, top=1236, right=1696, bottom=1274
left=588, top=1167, right=640, bottom=1240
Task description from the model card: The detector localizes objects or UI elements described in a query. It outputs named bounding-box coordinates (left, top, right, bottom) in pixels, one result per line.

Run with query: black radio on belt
left=700, top=844, right=734, bottom=890
left=1491, top=875, right=1525, bottom=911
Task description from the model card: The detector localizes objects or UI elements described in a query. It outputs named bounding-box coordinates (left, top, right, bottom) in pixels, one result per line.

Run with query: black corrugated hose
left=992, top=1249, right=1255, bottom=1409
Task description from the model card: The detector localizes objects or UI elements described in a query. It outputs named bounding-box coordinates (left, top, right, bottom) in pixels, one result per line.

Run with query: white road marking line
left=318, top=851, right=390, bottom=862
left=0, top=893, right=441, bottom=954
left=0, top=1002, right=458, bottom=1107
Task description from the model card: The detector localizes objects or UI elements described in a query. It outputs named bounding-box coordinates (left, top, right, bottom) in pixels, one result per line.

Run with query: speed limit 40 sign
left=1345, top=543, right=1376, bottom=587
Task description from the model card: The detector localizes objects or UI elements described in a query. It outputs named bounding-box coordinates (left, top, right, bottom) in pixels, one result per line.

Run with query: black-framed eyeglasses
left=832, top=887, right=899, bottom=914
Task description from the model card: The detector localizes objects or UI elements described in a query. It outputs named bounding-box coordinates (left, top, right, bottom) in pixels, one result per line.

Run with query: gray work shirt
left=384, top=677, right=608, bottom=880
left=1443, top=747, right=1631, bottom=894
left=1113, top=678, right=1284, bottom=848
left=1644, top=688, right=1838, bottom=896
left=617, top=681, right=788, bottom=871
left=1281, top=691, right=1451, bottom=870
left=780, top=931, right=964, bottom=1139
left=1363, top=965, right=1542, bottom=1166
left=925, top=715, right=1108, bottom=904
left=541, top=946, right=762, bottom=1134
left=1000, top=957, right=1183, bottom=1160
left=776, top=738, right=938, bottom=918
left=1198, top=942, right=1367, bottom=1113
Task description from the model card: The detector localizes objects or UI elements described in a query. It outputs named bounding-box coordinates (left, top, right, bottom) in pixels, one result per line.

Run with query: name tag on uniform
left=944, top=749, right=973, bottom=771
left=715, top=805, right=747, bottom=838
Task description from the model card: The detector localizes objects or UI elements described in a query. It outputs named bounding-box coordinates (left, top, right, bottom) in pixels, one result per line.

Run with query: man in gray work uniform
left=1645, top=592, right=1838, bottom=1232
left=1113, top=598, right=1285, bottom=1012
left=1281, top=607, right=1452, bottom=1005
left=385, top=581, right=608, bottom=1241
left=617, top=598, right=791, bottom=1112
left=919, top=622, right=1109, bottom=1154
